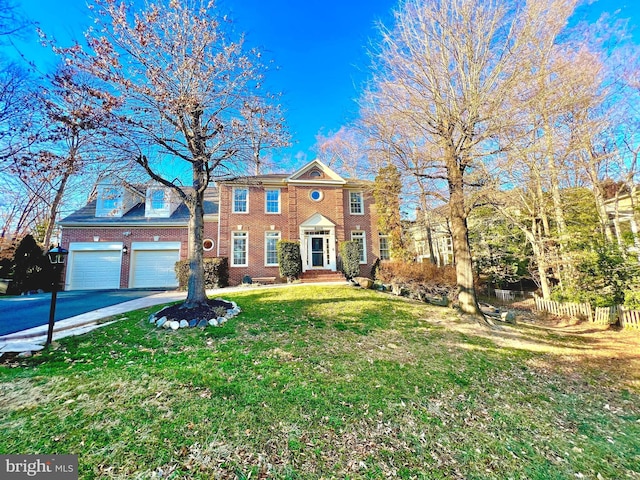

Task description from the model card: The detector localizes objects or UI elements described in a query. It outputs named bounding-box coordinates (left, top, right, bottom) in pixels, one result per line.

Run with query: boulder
left=170, top=321, right=180, bottom=330
left=208, top=318, right=219, bottom=327
left=355, top=277, right=374, bottom=289
left=197, top=319, right=208, bottom=328
left=501, top=311, right=516, bottom=324
left=156, top=316, right=168, bottom=328
left=179, top=320, right=189, bottom=328
left=188, top=319, right=197, bottom=328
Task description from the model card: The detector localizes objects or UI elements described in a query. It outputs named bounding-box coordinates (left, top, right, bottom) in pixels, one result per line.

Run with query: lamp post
left=46, top=245, right=68, bottom=347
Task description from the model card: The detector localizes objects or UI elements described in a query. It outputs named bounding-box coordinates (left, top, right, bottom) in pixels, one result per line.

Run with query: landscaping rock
left=179, top=320, right=189, bottom=328
left=501, top=311, right=516, bottom=324
left=188, top=319, right=197, bottom=327
left=209, top=318, right=219, bottom=327
left=425, top=295, right=449, bottom=307
left=197, top=319, right=208, bottom=327
left=218, top=316, right=227, bottom=324
left=170, top=321, right=180, bottom=330
left=355, top=277, right=374, bottom=289
left=156, top=316, right=167, bottom=328
left=149, top=314, right=156, bottom=324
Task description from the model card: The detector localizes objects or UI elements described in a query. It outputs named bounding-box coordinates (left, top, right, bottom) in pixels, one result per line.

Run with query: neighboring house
left=406, top=209, right=454, bottom=266
left=59, top=160, right=385, bottom=290
left=603, top=186, right=640, bottom=254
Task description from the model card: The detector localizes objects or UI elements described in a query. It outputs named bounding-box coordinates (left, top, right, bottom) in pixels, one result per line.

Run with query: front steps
left=300, top=270, right=346, bottom=283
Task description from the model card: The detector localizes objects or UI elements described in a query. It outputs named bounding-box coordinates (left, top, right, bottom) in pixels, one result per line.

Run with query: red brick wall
left=61, top=221, right=218, bottom=288
left=218, top=183, right=381, bottom=285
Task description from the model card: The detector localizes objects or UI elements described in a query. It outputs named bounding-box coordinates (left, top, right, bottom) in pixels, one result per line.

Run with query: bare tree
left=361, top=0, right=582, bottom=317
left=57, top=0, right=287, bottom=307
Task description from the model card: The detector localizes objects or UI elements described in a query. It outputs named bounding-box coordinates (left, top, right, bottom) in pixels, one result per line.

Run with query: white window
left=151, top=189, right=167, bottom=210
left=96, top=186, right=123, bottom=217
left=233, top=188, right=248, bottom=213
left=145, top=187, right=171, bottom=217
left=351, top=231, right=366, bottom=264
left=379, top=234, right=390, bottom=260
left=265, top=231, right=281, bottom=266
left=349, top=191, right=364, bottom=215
left=232, top=232, right=248, bottom=266
left=265, top=189, right=280, bottom=214
left=310, top=190, right=323, bottom=202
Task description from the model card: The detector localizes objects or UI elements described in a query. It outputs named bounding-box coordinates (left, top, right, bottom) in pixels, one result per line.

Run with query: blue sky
left=10, top=0, right=640, bottom=171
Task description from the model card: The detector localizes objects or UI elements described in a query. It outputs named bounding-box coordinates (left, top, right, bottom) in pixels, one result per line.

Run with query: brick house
left=59, top=160, right=389, bottom=290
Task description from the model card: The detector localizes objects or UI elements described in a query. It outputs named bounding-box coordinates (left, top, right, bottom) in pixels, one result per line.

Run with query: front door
left=311, top=237, right=324, bottom=267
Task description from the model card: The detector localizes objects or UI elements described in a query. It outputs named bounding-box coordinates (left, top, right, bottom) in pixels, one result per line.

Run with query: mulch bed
left=155, top=299, right=233, bottom=322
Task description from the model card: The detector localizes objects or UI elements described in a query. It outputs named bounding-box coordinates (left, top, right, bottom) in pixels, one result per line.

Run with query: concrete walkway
left=0, top=281, right=348, bottom=354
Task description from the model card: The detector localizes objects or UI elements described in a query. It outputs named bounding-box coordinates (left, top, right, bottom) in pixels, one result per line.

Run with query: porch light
left=122, top=246, right=128, bottom=255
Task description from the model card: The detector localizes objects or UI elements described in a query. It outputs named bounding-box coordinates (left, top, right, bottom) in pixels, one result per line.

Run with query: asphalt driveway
left=0, top=289, right=169, bottom=336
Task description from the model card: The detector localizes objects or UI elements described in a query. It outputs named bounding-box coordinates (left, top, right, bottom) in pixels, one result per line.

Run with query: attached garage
left=66, top=242, right=123, bottom=290
left=129, top=242, right=181, bottom=288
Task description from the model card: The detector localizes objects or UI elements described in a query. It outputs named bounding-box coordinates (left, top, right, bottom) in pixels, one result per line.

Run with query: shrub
left=277, top=241, right=302, bottom=282
left=175, top=257, right=229, bottom=289
left=340, top=241, right=361, bottom=280
left=375, top=260, right=457, bottom=286
left=9, top=234, right=55, bottom=294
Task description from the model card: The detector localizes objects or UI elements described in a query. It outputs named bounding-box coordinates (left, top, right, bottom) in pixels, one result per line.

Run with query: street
left=0, top=289, right=168, bottom=336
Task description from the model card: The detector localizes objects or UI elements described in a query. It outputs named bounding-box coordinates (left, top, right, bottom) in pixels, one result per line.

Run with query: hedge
left=340, top=240, right=361, bottom=280
left=175, top=257, right=229, bottom=289
left=277, top=240, right=302, bottom=282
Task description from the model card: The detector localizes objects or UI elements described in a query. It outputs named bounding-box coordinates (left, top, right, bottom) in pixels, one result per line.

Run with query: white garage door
left=130, top=245, right=180, bottom=288
left=68, top=249, right=122, bottom=290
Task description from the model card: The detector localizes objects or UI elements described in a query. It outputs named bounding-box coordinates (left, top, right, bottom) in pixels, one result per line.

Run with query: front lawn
left=1, top=286, right=639, bottom=479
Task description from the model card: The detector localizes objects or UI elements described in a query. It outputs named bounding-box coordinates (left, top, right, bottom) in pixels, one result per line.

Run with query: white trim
left=349, top=191, right=365, bottom=215
left=68, top=242, right=123, bottom=251
left=231, top=231, right=248, bottom=267
left=131, top=241, right=181, bottom=251
left=264, top=231, right=281, bottom=266
left=309, top=190, right=324, bottom=202
left=299, top=226, right=336, bottom=272
left=264, top=188, right=281, bottom=214
left=203, top=238, right=215, bottom=251
left=287, top=159, right=347, bottom=184
left=232, top=187, right=249, bottom=214
left=351, top=230, right=367, bottom=264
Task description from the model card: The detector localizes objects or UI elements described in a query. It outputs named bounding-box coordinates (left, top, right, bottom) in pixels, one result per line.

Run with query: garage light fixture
left=122, top=246, right=128, bottom=255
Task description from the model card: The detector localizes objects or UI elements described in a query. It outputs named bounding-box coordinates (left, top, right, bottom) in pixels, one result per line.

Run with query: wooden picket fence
left=534, top=297, right=593, bottom=322
left=620, top=307, right=640, bottom=330
left=594, top=306, right=619, bottom=325
left=535, top=297, right=640, bottom=330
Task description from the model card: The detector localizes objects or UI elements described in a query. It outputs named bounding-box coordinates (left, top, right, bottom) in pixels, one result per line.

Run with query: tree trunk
left=184, top=190, right=208, bottom=307
left=43, top=163, right=74, bottom=248
left=525, top=225, right=552, bottom=300
left=445, top=150, right=482, bottom=317
left=586, top=160, right=614, bottom=243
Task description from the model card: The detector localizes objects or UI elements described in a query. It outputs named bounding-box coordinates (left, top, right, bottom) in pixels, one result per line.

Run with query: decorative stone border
left=148, top=299, right=241, bottom=330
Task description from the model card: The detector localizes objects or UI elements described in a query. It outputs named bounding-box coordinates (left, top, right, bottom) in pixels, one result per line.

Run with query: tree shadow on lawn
left=437, top=314, right=640, bottom=389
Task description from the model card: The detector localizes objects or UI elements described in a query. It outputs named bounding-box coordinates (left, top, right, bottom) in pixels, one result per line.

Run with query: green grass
left=1, top=285, right=639, bottom=479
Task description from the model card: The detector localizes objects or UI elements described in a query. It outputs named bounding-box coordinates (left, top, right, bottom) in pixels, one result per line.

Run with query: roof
left=60, top=188, right=219, bottom=227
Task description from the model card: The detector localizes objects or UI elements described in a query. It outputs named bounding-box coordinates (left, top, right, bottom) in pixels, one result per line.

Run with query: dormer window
left=96, top=186, right=124, bottom=217
left=145, top=187, right=172, bottom=217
